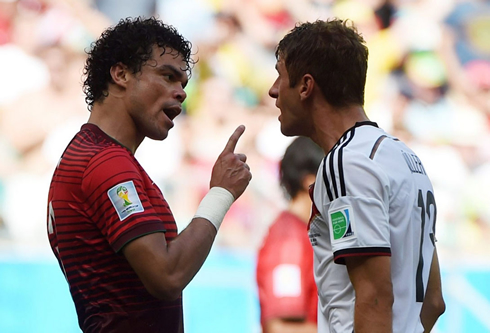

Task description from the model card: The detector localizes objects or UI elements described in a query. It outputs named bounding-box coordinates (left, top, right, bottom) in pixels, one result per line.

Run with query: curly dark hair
left=83, top=17, right=195, bottom=110
left=276, top=19, right=368, bottom=108
left=280, top=137, right=324, bottom=200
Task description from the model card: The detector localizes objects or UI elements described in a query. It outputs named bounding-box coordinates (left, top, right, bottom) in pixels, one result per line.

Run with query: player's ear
left=299, top=74, right=314, bottom=101
left=110, top=62, right=130, bottom=88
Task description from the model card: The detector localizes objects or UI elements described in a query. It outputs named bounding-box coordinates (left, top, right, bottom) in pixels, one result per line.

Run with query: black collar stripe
left=322, top=155, right=334, bottom=201
left=323, top=122, right=376, bottom=201
left=329, top=148, right=339, bottom=199
left=338, top=128, right=355, bottom=197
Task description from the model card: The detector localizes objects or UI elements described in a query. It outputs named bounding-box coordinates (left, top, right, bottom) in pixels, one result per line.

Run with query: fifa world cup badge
left=108, top=180, right=145, bottom=220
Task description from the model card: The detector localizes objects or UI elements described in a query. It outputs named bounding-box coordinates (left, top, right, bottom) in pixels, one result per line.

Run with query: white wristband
left=193, top=187, right=235, bottom=231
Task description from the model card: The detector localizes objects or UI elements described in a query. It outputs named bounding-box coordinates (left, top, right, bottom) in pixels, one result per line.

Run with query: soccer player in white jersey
left=268, top=19, right=445, bottom=332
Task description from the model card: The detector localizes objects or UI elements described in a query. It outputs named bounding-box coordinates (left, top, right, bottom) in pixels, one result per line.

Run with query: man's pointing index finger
left=222, top=125, right=245, bottom=154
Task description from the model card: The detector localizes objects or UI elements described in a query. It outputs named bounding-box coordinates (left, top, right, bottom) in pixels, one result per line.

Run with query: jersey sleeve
left=81, top=147, right=167, bottom=252
left=322, top=150, right=392, bottom=264
left=256, top=224, right=313, bottom=322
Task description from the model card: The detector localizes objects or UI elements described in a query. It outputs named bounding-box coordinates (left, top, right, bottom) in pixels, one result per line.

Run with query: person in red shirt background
left=256, top=136, right=323, bottom=333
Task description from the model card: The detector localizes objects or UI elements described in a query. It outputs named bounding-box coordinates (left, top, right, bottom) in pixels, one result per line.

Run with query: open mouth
left=163, top=106, right=182, bottom=120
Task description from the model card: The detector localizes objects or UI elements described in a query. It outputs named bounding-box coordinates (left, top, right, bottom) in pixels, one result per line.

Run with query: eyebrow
left=158, top=64, right=188, bottom=88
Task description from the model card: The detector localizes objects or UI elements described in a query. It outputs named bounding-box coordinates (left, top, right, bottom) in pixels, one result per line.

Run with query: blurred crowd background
left=0, top=0, right=489, bottom=332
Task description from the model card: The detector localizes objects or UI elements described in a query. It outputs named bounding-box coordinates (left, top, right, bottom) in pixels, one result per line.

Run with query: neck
left=310, top=103, right=369, bottom=154
left=88, top=101, right=144, bottom=154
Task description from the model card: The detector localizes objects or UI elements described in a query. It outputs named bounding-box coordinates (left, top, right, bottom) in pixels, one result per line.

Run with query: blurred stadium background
left=0, top=0, right=489, bottom=332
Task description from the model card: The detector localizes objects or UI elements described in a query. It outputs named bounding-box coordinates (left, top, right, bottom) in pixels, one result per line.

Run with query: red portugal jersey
left=256, top=211, right=317, bottom=329
left=47, top=124, right=183, bottom=333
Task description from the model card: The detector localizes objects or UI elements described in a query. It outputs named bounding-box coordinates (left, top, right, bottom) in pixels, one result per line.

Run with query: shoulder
left=319, top=125, right=395, bottom=201
left=334, top=123, right=400, bottom=170
left=331, top=123, right=393, bottom=157
left=58, top=127, right=133, bottom=176
left=89, top=145, right=134, bottom=164
left=81, top=145, right=144, bottom=196
left=65, top=125, right=132, bottom=162
left=84, top=145, right=136, bottom=175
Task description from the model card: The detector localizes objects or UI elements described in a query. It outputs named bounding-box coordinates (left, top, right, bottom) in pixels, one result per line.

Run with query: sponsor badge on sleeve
left=329, top=206, right=356, bottom=244
left=107, top=180, right=144, bottom=221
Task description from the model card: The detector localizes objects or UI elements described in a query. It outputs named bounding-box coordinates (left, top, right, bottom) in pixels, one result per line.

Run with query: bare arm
left=123, top=125, right=251, bottom=300
left=345, top=256, right=394, bottom=333
left=420, top=248, right=445, bottom=332
left=264, top=318, right=316, bottom=333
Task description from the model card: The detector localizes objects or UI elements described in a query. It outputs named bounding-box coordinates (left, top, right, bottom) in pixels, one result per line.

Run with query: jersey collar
left=81, top=123, right=133, bottom=154
left=354, top=121, right=378, bottom=128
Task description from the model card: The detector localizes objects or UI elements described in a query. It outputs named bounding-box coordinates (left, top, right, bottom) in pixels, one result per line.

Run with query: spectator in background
left=441, top=0, right=490, bottom=115
left=0, top=0, right=16, bottom=45
left=256, top=136, right=323, bottom=333
left=0, top=0, right=112, bottom=244
left=94, top=0, right=157, bottom=23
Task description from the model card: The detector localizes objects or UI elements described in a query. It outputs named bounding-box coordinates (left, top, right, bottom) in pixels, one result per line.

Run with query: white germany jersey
left=309, top=122, right=436, bottom=333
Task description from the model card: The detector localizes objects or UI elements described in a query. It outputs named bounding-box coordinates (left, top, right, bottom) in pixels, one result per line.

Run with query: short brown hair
left=276, top=19, right=368, bottom=107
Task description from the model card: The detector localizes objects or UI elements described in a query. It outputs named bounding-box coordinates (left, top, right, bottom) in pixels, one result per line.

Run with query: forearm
left=420, top=304, right=443, bottom=333
left=123, top=218, right=218, bottom=301
left=157, top=187, right=234, bottom=296
left=354, top=297, right=393, bottom=333
left=163, top=218, right=218, bottom=293
left=420, top=249, right=445, bottom=332
left=346, top=256, right=394, bottom=333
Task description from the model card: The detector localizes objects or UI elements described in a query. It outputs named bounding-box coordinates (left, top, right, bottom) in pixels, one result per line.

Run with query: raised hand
left=210, top=125, right=252, bottom=200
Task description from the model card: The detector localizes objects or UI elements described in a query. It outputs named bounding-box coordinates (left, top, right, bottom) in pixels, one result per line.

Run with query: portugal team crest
left=329, top=206, right=355, bottom=243
left=108, top=181, right=144, bottom=221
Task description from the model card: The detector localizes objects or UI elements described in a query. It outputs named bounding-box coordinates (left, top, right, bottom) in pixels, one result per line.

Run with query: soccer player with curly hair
left=47, top=17, right=251, bottom=332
